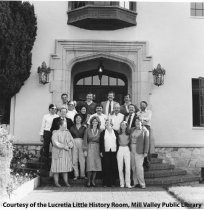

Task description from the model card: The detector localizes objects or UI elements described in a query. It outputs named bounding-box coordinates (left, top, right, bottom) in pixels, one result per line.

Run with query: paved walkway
left=19, top=186, right=185, bottom=209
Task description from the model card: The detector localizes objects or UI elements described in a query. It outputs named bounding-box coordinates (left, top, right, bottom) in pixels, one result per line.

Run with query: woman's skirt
left=86, top=143, right=102, bottom=172
left=51, top=150, right=73, bottom=173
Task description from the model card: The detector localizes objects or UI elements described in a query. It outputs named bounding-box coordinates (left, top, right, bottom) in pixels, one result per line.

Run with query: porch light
left=97, top=62, right=104, bottom=81
left=152, top=64, right=166, bottom=86
left=37, top=62, right=51, bottom=84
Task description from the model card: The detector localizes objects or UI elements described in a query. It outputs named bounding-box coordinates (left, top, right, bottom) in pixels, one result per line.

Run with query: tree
left=0, top=1, right=37, bottom=123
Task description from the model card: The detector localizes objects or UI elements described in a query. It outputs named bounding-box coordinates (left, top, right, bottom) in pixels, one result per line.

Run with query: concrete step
left=27, top=157, right=162, bottom=171
left=40, top=174, right=200, bottom=187
left=149, top=163, right=175, bottom=171
left=150, top=153, right=158, bottom=158
left=144, top=169, right=187, bottom=178
left=150, top=158, right=163, bottom=164
left=40, top=168, right=186, bottom=180
left=146, top=175, right=200, bottom=186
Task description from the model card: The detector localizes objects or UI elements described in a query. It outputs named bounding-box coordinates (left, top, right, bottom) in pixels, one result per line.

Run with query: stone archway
left=71, top=56, right=131, bottom=104
left=49, top=40, right=152, bottom=107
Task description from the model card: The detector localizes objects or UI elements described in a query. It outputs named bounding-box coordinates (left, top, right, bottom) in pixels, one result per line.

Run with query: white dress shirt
left=110, top=113, right=124, bottom=131
left=105, top=100, right=114, bottom=116
left=124, top=103, right=130, bottom=113
left=40, top=113, right=58, bottom=135
left=87, top=113, right=107, bottom=130
left=137, top=109, right=152, bottom=126
left=66, top=109, right=77, bottom=122
left=104, top=129, right=117, bottom=152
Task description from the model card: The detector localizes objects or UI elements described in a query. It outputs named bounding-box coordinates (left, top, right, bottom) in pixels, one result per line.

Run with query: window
left=191, top=2, right=204, bottom=16
left=76, top=75, right=125, bottom=86
left=192, top=77, right=204, bottom=127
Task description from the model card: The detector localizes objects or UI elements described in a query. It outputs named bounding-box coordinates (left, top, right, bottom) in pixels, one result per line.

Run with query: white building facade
left=10, top=2, right=204, bottom=174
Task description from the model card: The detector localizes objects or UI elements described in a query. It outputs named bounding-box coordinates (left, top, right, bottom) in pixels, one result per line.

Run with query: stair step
left=146, top=175, right=200, bottom=186
left=41, top=174, right=200, bottom=186
left=149, top=163, right=175, bottom=170
left=150, top=158, right=163, bottom=164
left=150, top=153, right=158, bottom=158
left=145, top=169, right=186, bottom=178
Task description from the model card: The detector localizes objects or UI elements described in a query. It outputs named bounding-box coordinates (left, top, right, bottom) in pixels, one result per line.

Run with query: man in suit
left=101, top=91, right=117, bottom=116
left=50, top=107, right=74, bottom=133
left=120, top=94, right=139, bottom=115
left=124, top=104, right=137, bottom=130
left=137, top=101, right=154, bottom=154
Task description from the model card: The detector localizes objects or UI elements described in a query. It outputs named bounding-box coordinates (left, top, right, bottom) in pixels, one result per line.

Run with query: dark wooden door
left=73, top=72, right=128, bottom=104
left=74, top=85, right=126, bottom=104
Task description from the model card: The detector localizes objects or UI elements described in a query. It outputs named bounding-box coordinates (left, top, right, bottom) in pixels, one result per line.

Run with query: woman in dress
left=70, top=114, right=86, bottom=180
left=129, top=117, right=149, bottom=189
left=117, top=121, right=131, bottom=188
left=83, top=116, right=102, bottom=187
left=51, top=119, right=74, bottom=187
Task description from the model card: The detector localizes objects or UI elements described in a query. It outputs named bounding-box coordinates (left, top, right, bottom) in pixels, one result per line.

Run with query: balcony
left=67, top=1, right=137, bottom=30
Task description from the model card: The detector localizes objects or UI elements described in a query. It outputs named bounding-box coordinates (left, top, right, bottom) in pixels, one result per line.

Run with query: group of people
left=40, top=91, right=153, bottom=189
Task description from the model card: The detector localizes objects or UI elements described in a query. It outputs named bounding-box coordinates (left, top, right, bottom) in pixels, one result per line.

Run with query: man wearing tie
left=124, top=104, right=137, bottom=130
left=101, top=91, right=117, bottom=116
left=50, top=107, right=74, bottom=133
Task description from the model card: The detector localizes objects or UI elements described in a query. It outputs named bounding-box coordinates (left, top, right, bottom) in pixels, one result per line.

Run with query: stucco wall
left=12, top=2, right=204, bottom=145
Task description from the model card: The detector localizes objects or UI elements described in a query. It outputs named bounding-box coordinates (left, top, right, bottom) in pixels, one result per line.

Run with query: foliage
left=0, top=127, right=15, bottom=198
left=0, top=127, right=15, bottom=157
left=6, top=169, right=39, bottom=198
left=0, top=1, right=37, bottom=99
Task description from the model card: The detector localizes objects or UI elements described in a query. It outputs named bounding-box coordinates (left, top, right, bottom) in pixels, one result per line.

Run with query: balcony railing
left=67, top=1, right=137, bottom=30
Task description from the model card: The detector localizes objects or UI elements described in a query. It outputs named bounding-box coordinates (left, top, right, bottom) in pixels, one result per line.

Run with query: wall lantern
left=37, top=61, right=51, bottom=84
left=97, top=62, right=104, bottom=81
left=152, top=64, right=166, bottom=86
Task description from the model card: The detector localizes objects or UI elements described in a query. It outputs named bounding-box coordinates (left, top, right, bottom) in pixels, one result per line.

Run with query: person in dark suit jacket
left=120, top=94, right=139, bottom=115
left=100, top=119, right=119, bottom=187
left=50, top=107, right=74, bottom=133
left=123, top=104, right=138, bottom=130
left=101, top=91, right=117, bottom=116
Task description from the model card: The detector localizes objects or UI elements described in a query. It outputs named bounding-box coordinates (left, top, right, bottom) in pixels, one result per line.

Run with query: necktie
left=108, top=101, right=112, bottom=115
left=127, top=114, right=132, bottom=128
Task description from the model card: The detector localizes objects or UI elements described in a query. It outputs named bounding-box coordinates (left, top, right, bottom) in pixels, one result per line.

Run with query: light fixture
left=97, top=62, right=104, bottom=81
left=152, top=64, right=166, bottom=86
left=37, top=62, right=51, bottom=84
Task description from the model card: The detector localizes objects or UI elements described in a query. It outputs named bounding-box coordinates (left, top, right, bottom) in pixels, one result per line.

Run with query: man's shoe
left=73, top=177, right=78, bottom=180
left=126, top=185, right=132, bottom=189
left=140, top=185, right=146, bottom=189
left=135, top=184, right=146, bottom=189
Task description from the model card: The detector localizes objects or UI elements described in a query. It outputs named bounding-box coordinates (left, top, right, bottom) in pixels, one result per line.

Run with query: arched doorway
left=73, top=69, right=128, bottom=104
